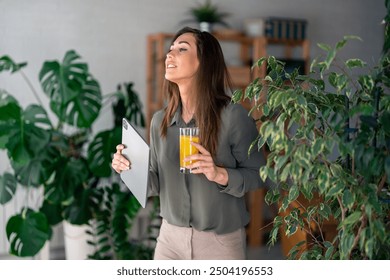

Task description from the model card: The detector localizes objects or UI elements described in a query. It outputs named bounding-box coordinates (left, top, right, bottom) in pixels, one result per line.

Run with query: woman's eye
left=179, top=48, right=187, bottom=52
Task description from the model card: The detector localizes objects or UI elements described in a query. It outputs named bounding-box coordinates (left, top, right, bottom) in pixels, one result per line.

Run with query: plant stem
left=377, top=173, right=388, bottom=194
left=20, top=70, right=44, bottom=106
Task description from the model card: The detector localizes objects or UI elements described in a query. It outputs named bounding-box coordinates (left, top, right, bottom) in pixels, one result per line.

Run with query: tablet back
left=120, top=118, right=150, bottom=208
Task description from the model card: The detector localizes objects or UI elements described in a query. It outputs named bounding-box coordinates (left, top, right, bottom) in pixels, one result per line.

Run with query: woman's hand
left=111, top=144, right=131, bottom=173
left=184, top=142, right=228, bottom=185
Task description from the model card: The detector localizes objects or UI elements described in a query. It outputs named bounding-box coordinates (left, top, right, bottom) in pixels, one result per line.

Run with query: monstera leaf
left=87, top=127, right=121, bottom=177
left=0, top=172, right=17, bottom=205
left=0, top=92, right=52, bottom=174
left=40, top=199, right=64, bottom=226
left=13, top=144, right=57, bottom=187
left=6, top=208, right=51, bottom=257
left=6, top=105, right=51, bottom=169
left=44, top=157, right=89, bottom=204
left=39, top=50, right=102, bottom=128
left=0, top=55, right=27, bottom=73
left=63, top=187, right=97, bottom=225
left=0, top=91, right=21, bottom=149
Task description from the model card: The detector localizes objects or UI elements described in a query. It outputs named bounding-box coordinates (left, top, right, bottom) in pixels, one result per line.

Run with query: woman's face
left=165, top=33, right=200, bottom=84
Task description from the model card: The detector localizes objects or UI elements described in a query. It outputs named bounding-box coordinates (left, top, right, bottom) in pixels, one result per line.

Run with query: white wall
left=0, top=0, right=386, bottom=135
left=0, top=0, right=386, bottom=257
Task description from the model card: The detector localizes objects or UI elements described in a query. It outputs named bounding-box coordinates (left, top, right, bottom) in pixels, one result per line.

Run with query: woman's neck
left=181, top=100, right=195, bottom=123
left=178, top=83, right=196, bottom=123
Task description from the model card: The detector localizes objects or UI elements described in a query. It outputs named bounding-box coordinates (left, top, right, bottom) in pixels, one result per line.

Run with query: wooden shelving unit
left=146, top=32, right=310, bottom=247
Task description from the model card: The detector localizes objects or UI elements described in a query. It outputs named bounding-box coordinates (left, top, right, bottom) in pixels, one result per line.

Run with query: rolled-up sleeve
left=219, top=104, right=266, bottom=197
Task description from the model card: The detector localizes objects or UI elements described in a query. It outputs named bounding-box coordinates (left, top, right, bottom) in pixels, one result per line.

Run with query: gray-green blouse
left=147, top=102, right=266, bottom=234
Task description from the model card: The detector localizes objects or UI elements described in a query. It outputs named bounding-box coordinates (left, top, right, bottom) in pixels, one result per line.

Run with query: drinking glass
left=179, top=127, right=199, bottom=174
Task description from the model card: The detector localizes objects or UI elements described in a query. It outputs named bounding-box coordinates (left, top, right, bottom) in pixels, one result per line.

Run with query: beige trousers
left=154, top=219, right=246, bottom=260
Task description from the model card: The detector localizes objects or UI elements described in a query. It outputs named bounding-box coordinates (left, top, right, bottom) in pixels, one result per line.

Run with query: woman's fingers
left=111, top=144, right=131, bottom=173
left=190, top=142, right=210, bottom=155
left=184, top=143, right=218, bottom=178
left=116, top=144, right=124, bottom=152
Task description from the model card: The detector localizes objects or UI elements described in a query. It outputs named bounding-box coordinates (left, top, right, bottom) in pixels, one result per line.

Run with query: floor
left=1, top=242, right=285, bottom=260
left=246, top=242, right=285, bottom=260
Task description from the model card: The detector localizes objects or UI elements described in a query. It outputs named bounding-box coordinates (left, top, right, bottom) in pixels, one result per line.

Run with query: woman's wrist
left=214, top=166, right=228, bottom=186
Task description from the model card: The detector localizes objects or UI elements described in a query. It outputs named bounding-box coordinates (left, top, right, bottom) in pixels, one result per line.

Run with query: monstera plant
left=0, top=51, right=146, bottom=257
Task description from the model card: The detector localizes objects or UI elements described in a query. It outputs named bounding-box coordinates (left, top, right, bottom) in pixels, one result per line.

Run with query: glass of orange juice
left=179, top=127, right=199, bottom=174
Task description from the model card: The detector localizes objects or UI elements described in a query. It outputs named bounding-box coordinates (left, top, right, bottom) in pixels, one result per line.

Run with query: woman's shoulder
left=223, top=102, right=251, bottom=119
left=151, top=109, right=165, bottom=127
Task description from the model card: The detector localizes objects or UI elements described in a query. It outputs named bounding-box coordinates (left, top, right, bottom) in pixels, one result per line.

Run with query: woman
left=112, top=27, right=265, bottom=260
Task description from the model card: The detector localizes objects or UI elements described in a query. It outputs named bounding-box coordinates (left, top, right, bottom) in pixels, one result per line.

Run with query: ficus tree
left=233, top=1, right=390, bottom=259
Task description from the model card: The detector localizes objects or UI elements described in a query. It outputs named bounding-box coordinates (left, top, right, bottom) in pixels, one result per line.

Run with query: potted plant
left=0, top=51, right=152, bottom=259
left=233, top=1, right=390, bottom=259
left=181, top=0, right=230, bottom=32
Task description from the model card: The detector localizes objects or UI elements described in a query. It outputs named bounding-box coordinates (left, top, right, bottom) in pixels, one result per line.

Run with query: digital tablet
left=120, top=118, right=150, bottom=208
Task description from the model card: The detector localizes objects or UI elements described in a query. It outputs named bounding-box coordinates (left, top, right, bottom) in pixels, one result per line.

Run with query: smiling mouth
left=166, top=64, right=176, bottom=69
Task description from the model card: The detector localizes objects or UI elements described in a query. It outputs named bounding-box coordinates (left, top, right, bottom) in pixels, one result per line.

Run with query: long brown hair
left=160, top=27, right=232, bottom=156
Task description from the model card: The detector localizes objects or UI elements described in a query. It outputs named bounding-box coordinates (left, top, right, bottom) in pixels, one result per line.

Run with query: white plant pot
left=34, top=240, right=50, bottom=260
left=63, top=221, right=94, bottom=260
left=199, top=22, right=211, bottom=32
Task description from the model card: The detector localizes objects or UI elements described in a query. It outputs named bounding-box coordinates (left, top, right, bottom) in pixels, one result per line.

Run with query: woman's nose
left=166, top=52, right=173, bottom=59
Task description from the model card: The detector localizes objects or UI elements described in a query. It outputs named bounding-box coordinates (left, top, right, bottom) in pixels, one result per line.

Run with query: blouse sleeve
left=219, top=104, right=266, bottom=198
left=147, top=113, right=160, bottom=197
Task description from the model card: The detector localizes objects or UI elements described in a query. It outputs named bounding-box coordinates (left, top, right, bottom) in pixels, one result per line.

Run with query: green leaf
left=312, top=138, right=324, bottom=157
left=325, top=49, right=336, bottom=69
left=364, top=238, right=374, bottom=259
left=274, top=154, right=288, bottom=172
left=336, top=39, right=348, bottom=50
left=380, top=112, right=390, bottom=136
left=288, top=184, right=299, bottom=202
left=232, top=89, right=242, bottom=103
left=318, top=203, right=332, bottom=220
left=45, top=157, right=88, bottom=204
left=6, top=208, right=51, bottom=257
left=63, top=187, right=95, bottom=225
left=259, top=165, right=268, bottom=182
left=317, top=43, right=332, bottom=51
left=0, top=90, right=21, bottom=121
left=327, top=181, right=344, bottom=197
left=0, top=172, right=17, bottom=205
left=88, top=127, right=121, bottom=177
left=6, top=106, right=51, bottom=170
left=297, top=95, right=307, bottom=106
left=280, top=162, right=291, bottom=182
left=117, top=83, right=146, bottom=128
left=24, top=104, right=52, bottom=129
left=13, top=139, right=60, bottom=187
left=255, top=57, right=267, bottom=69
left=324, top=244, right=334, bottom=259
left=0, top=91, right=22, bottom=149
left=342, top=189, right=354, bottom=210
left=0, top=55, right=27, bottom=73
left=40, top=200, right=63, bottom=226
left=345, top=58, right=366, bottom=68
left=340, top=232, right=354, bottom=258
left=358, top=75, right=375, bottom=92
left=342, top=211, right=361, bottom=226
left=39, top=50, right=102, bottom=128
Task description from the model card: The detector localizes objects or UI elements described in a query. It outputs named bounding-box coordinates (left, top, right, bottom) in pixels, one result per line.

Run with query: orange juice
left=179, top=127, right=200, bottom=173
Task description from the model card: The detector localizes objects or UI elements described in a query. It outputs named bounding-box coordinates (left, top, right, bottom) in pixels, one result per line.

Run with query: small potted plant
left=182, top=0, right=230, bottom=32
